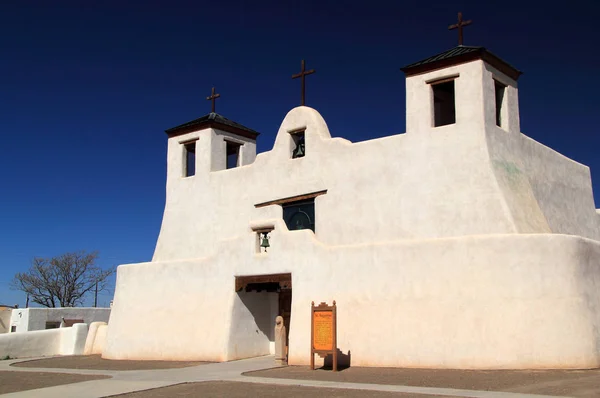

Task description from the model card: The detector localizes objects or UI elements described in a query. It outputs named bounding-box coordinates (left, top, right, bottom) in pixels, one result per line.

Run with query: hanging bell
left=294, top=143, right=305, bottom=158
left=292, top=137, right=305, bottom=158
left=260, top=233, right=270, bottom=251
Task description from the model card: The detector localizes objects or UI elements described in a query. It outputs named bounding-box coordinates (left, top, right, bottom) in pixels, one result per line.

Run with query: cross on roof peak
left=292, top=60, right=316, bottom=106
left=448, top=12, right=472, bottom=46
left=206, top=87, right=221, bottom=113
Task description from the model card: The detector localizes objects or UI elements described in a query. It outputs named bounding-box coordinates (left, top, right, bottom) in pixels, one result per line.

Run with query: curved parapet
left=84, top=322, right=108, bottom=355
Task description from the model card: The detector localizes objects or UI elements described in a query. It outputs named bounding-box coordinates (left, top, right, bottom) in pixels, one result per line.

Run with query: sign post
left=311, top=300, right=337, bottom=372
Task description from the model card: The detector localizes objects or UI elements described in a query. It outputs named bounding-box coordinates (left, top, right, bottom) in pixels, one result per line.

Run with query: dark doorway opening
left=235, top=273, right=292, bottom=355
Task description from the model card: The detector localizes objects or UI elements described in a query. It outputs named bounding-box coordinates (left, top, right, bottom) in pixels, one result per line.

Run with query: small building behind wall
left=10, top=308, right=110, bottom=333
left=0, top=305, right=15, bottom=334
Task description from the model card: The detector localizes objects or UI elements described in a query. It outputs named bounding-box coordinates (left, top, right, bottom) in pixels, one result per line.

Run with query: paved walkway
left=0, top=356, right=569, bottom=398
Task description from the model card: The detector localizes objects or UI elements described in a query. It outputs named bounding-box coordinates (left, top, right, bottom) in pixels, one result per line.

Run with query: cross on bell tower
left=448, top=12, right=472, bottom=46
left=206, top=87, right=221, bottom=113
left=292, top=59, right=316, bottom=106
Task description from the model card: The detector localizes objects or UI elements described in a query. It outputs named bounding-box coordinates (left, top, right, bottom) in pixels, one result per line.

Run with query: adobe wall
left=153, top=106, right=599, bottom=263
left=0, top=323, right=88, bottom=358
left=105, top=231, right=600, bottom=369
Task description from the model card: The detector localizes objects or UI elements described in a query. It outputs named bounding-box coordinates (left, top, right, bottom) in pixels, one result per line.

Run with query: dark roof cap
left=401, top=46, right=522, bottom=81
left=165, top=112, right=260, bottom=140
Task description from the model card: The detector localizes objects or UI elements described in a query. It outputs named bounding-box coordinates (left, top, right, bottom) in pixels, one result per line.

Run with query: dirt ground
left=246, top=366, right=600, bottom=397
left=0, top=370, right=109, bottom=395
left=113, top=381, right=449, bottom=398
left=12, top=354, right=208, bottom=371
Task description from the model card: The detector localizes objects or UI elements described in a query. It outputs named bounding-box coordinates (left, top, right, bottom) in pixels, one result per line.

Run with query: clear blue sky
left=1, top=1, right=599, bottom=307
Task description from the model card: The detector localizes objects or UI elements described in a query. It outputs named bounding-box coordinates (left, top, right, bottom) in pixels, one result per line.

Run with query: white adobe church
left=103, top=43, right=600, bottom=369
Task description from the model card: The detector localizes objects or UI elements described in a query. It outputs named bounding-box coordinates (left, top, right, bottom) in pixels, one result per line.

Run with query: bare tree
left=11, top=251, right=115, bottom=308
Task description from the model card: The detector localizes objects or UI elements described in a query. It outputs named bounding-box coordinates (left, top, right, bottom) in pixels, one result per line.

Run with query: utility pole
left=94, top=282, right=98, bottom=308
left=25, top=294, right=29, bottom=308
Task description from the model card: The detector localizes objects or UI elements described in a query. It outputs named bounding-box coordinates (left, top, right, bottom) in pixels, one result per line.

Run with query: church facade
left=103, top=46, right=600, bottom=369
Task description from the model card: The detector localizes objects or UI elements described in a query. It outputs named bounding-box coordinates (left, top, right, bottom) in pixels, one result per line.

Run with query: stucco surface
left=0, top=323, right=88, bottom=358
left=152, top=101, right=598, bottom=264
left=106, top=232, right=600, bottom=369
left=84, top=322, right=108, bottom=355
left=106, top=59, right=600, bottom=368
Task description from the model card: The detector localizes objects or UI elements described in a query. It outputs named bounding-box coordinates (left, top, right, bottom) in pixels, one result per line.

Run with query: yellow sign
left=313, top=311, right=333, bottom=351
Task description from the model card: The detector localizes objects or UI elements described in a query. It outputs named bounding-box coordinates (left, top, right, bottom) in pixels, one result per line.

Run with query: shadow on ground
left=11, top=354, right=209, bottom=371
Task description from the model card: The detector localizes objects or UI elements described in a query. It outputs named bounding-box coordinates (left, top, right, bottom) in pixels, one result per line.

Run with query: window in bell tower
left=226, top=141, right=241, bottom=169
left=495, top=80, right=507, bottom=128
left=182, top=140, right=197, bottom=177
left=432, top=80, right=456, bottom=127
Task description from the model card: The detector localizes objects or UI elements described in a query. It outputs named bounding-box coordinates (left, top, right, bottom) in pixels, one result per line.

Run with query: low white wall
left=0, top=323, right=88, bottom=358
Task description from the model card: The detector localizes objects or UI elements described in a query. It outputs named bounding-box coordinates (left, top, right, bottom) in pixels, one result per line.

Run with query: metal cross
left=448, top=12, right=472, bottom=46
left=292, top=60, right=316, bottom=106
left=206, top=87, right=221, bottom=113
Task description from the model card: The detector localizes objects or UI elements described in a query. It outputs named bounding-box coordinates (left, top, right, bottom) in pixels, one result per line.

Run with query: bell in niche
left=260, top=232, right=270, bottom=252
left=292, top=136, right=305, bottom=159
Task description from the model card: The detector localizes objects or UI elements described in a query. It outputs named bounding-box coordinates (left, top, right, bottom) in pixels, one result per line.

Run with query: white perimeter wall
left=0, top=323, right=88, bottom=358
left=105, top=232, right=600, bottom=369
left=10, top=308, right=110, bottom=333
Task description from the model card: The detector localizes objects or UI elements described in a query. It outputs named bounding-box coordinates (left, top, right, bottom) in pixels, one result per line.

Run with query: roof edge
left=165, top=114, right=260, bottom=140
left=401, top=47, right=522, bottom=81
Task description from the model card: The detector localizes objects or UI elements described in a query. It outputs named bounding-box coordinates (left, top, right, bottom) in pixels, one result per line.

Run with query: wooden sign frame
left=310, top=300, right=337, bottom=372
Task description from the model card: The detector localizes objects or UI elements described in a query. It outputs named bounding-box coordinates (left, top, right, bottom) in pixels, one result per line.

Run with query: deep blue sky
left=1, top=1, right=599, bottom=307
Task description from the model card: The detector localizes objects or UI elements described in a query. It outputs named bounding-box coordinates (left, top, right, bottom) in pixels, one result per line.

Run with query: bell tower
left=163, top=88, right=260, bottom=187
left=401, top=13, right=522, bottom=135
left=401, top=46, right=522, bottom=135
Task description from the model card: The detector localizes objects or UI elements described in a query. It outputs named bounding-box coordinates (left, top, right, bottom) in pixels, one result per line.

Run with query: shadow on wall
left=239, top=291, right=276, bottom=341
left=323, top=349, right=351, bottom=371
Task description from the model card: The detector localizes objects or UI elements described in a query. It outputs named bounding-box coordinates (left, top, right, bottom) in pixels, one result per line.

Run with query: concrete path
left=0, top=356, right=570, bottom=398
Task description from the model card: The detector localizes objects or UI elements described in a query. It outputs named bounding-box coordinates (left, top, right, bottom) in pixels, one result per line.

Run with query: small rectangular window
left=10, top=326, right=16, bottom=333
left=291, top=131, right=305, bottom=159
left=63, top=319, right=84, bottom=327
left=184, top=142, right=196, bottom=177
left=45, top=321, right=60, bottom=329
left=226, top=141, right=241, bottom=169
left=495, top=80, right=506, bottom=127
left=432, top=80, right=456, bottom=127
left=282, top=198, right=315, bottom=232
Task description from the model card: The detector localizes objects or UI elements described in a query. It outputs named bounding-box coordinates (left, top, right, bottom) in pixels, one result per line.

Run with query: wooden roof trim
left=254, top=190, right=327, bottom=208
left=235, top=273, right=292, bottom=292
left=426, top=73, right=460, bottom=85
left=178, top=137, right=199, bottom=145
